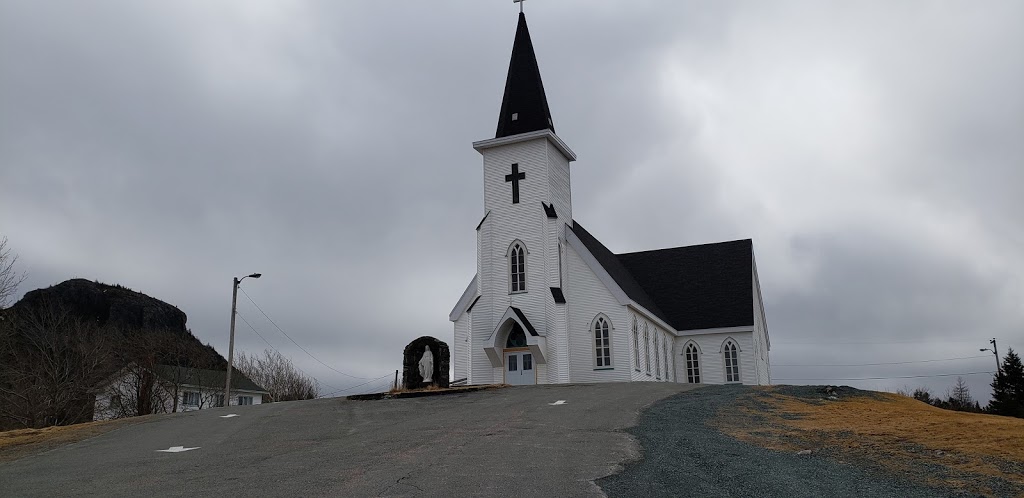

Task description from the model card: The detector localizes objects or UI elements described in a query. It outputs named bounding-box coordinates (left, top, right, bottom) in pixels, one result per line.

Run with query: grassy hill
left=717, top=385, right=1024, bottom=496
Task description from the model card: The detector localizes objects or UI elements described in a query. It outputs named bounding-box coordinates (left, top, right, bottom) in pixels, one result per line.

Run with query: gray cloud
left=2, top=1, right=1021, bottom=399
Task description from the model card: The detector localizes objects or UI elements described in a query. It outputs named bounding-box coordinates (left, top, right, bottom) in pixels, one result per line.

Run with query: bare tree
left=235, top=349, right=319, bottom=402
left=0, top=236, right=26, bottom=308
left=0, top=300, right=114, bottom=428
left=96, top=330, right=216, bottom=419
left=95, top=363, right=175, bottom=420
left=949, top=376, right=973, bottom=410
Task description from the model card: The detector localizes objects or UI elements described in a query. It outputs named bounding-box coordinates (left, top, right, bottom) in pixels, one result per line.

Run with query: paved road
left=0, top=383, right=697, bottom=497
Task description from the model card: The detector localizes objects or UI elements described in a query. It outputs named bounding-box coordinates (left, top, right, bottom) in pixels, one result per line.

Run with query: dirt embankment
left=0, top=417, right=143, bottom=463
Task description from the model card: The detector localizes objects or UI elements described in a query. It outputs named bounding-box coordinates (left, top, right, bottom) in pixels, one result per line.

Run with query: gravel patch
left=598, top=385, right=962, bottom=498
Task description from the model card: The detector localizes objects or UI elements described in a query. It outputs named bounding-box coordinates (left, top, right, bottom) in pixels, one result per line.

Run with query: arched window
left=663, top=335, right=670, bottom=382
left=654, top=332, right=661, bottom=379
left=685, top=343, right=701, bottom=383
left=632, top=317, right=640, bottom=371
left=506, top=322, right=527, bottom=348
left=593, top=316, right=612, bottom=368
left=723, top=340, right=740, bottom=383
left=644, top=323, right=651, bottom=375
left=509, top=241, right=526, bottom=293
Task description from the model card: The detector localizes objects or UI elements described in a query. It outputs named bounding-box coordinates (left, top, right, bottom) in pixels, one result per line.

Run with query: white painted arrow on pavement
left=156, top=446, right=200, bottom=453
left=220, top=414, right=239, bottom=418
left=548, top=400, right=567, bottom=406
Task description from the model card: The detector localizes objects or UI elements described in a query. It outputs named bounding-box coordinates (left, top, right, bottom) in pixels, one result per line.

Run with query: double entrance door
left=504, top=350, right=535, bottom=385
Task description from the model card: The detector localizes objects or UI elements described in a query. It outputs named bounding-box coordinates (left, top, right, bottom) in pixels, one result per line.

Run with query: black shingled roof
left=495, top=13, right=554, bottom=138
left=510, top=306, right=540, bottom=336
left=571, top=222, right=754, bottom=331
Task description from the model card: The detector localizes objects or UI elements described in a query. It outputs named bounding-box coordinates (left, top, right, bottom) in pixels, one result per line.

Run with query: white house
left=94, top=365, right=268, bottom=421
left=449, top=13, right=771, bottom=387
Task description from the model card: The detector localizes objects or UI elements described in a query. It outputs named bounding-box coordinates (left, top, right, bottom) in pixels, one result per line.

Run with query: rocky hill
left=0, top=279, right=228, bottom=428
left=3, top=278, right=225, bottom=368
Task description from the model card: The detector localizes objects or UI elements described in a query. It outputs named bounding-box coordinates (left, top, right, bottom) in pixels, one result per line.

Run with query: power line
left=321, top=373, right=394, bottom=398
left=774, top=354, right=991, bottom=367
left=774, top=339, right=991, bottom=345
left=235, top=312, right=343, bottom=393
left=774, top=371, right=995, bottom=382
left=239, top=287, right=373, bottom=380
left=236, top=312, right=284, bottom=354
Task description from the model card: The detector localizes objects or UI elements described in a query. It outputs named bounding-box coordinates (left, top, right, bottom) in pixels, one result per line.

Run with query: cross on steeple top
left=514, top=0, right=524, bottom=13
left=505, top=163, right=525, bottom=204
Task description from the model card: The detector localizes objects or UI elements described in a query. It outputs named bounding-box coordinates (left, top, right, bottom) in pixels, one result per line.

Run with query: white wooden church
left=449, top=12, right=770, bottom=386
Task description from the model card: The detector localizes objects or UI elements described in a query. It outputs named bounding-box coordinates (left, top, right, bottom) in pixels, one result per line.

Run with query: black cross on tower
left=505, top=163, right=525, bottom=204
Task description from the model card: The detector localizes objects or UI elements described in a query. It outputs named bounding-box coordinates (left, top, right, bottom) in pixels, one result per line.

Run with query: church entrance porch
left=504, top=350, right=535, bottom=385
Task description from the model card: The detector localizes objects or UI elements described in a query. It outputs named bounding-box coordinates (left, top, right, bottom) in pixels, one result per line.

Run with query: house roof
left=152, top=365, right=268, bottom=393
left=495, top=13, right=554, bottom=138
left=570, top=221, right=754, bottom=331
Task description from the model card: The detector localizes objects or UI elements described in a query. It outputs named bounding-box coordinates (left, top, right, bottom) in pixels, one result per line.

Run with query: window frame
left=685, top=342, right=701, bottom=384
left=592, top=314, right=614, bottom=370
left=644, top=323, right=651, bottom=375
left=632, top=317, right=640, bottom=371
left=508, top=240, right=528, bottom=294
left=722, top=339, right=741, bottom=383
left=238, top=395, right=254, bottom=406
left=664, top=335, right=672, bottom=382
left=654, top=330, right=661, bottom=379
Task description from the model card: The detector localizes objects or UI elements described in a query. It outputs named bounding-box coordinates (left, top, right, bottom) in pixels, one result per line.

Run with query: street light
left=225, top=273, right=261, bottom=407
left=980, top=337, right=1001, bottom=377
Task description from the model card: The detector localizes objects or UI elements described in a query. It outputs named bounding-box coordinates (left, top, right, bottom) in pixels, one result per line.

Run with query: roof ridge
left=569, top=220, right=671, bottom=324
left=616, top=238, right=752, bottom=258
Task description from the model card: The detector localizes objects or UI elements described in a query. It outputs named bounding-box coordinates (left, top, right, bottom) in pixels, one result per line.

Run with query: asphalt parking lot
left=0, top=383, right=696, bottom=497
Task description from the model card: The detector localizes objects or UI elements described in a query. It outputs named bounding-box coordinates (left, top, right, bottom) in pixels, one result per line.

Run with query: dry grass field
left=0, top=418, right=142, bottom=463
left=718, top=386, right=1024, bottom=497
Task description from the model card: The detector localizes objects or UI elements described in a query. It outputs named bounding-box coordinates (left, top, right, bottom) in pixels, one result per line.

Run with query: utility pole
left=981, top=337, right=1002, bottom=377
left=225, top=273, right=261, bottom=407
left=991, top=338, right=1001, bottom=377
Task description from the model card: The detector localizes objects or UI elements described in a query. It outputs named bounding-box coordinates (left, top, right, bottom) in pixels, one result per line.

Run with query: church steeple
left=495, top=13, right=554, bottom=139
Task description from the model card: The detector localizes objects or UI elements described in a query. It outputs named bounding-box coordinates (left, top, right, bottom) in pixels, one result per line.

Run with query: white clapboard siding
left=752, top=256, right=771, bottom=385
left=453, top=129, right=770, bottom=387
left=564, top=242, right=631, bottom=383
left=461, top=135, right=575, bottom=385
left=453, top=314, right=470, bottom=383
left=624, top=312, right=674, bottom=382
left=546, top=140, right=572, bottom=223
left=673, top=332, right=756, bottom=385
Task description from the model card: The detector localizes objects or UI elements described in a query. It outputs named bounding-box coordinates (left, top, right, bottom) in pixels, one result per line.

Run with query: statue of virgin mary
left=418, top=346, right=434, bottom=384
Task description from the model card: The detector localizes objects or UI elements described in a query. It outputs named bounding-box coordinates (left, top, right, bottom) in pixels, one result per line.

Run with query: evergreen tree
left=988, top=348, right=1024, bottom=418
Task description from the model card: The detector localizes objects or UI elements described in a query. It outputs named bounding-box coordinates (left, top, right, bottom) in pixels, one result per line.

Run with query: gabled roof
left=152, top=365, right=268, bottom=393
left=509, top=306, right=539, bottom=336
left=495, top=13, right=554, bottom=138
left=570, top=222, right=669, bottom=322
left=618, top=240, right=754, bottom=331
left=570, top=221, right=754, bottom=331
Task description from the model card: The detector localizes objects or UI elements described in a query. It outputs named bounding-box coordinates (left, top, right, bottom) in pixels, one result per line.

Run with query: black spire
left=495, top=13, right=554, bottom=138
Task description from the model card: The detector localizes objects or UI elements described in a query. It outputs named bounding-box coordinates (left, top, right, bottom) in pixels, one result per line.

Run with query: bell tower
left=467, top=11, right=576, bottom=384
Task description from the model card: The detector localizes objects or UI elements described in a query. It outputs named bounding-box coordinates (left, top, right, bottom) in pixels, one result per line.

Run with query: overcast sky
left=2, top=1, right=1021, bottom=399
